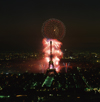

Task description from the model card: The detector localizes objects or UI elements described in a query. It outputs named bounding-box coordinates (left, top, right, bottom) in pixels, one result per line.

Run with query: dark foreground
left=0, top=67, right=100, bottom=102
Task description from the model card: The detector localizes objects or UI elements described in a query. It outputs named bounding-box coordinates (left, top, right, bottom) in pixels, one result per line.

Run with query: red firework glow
left=42, top=38, right=63, bottom=72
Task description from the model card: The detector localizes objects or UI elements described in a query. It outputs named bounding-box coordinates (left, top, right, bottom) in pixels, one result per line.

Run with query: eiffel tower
left=46, top=41, right=57, bottom=76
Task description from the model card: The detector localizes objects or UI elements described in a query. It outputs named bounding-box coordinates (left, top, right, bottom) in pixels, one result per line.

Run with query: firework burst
left=42, top=38, right=63, bottom=72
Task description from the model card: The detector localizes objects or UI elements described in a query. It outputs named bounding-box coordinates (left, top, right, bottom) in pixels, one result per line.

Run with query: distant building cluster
left=63, top=49, right=100, bottom=63
left=0, top=50, right=100, bottom=74
left=0, top=50, right=100, bottom=62
left=0, top=52, right=43, bottom=61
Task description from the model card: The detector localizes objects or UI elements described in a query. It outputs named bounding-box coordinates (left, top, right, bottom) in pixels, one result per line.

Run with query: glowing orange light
left=16, top=95, right=27, bottom=97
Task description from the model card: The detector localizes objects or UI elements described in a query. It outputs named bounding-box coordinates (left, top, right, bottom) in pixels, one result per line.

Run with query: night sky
left=0, top=0, right=100, bottom=52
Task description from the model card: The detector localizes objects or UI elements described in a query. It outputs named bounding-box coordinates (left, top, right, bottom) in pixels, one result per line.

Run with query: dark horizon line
left=0, top=48, right=100, bottom=53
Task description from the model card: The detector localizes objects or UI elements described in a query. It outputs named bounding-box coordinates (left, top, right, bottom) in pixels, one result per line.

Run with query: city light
left=16, top=95, right=27, bottom=97
left=0, top=95, right=10, bottom=98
